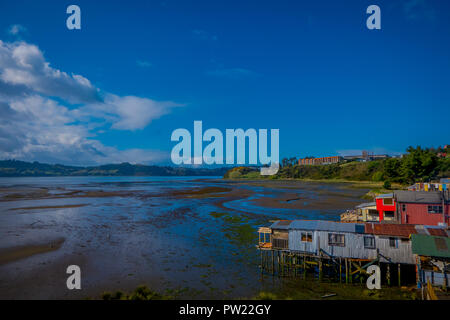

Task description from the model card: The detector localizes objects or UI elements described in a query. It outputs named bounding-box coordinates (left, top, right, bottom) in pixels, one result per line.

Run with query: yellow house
left=355, top=202, right=379, bottom=222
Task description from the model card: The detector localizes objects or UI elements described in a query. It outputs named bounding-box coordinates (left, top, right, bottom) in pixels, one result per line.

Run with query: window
left=364, top=236, right=375, bottom=249
left=301, top=232, right=312, bottom=242
left=383, top=198, right=393, bottom=205
left=402, top=204, right=406, bottom=212
left=389, top=237, right=398, bottom=248
left=273, top=238, right=288, bottom=249
left=384, top=211, right=395, bottom=218
left=272, top=230, right=289, bottom=249
left=427, top=205, right=443, bottom=214
left=367, top=209, right=379, bottom=221
left=328, top=233, right=345, bottom=247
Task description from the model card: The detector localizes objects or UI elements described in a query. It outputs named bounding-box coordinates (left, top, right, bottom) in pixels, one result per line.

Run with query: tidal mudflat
left=0, top=176, right=370, bottom=299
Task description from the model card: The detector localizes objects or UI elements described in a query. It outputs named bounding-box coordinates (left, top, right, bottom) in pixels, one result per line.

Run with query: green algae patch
left=253, top=280, right=418, bottom=300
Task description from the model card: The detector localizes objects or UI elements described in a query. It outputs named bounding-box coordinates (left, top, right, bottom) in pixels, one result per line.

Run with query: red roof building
left=298, top=156, right=342, bottom=165
left=364, top=223, right=448, bottom=238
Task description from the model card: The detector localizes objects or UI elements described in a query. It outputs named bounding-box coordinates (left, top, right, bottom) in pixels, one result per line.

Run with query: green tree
left=372, top=171, right=384, bottom=182
left=383, top=158, right=401, bottom=181
left=400, top=146, right=438, bottom=183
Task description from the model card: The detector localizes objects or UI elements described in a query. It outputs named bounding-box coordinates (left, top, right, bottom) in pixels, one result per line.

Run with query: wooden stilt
left=294, top=254, right=297, bottom=277
left=266, top=247, right=418, bottom=287
left=415, top=256, right=421, bottom=289
left=387, top=264, right=391, bottom=286
left=443, top=262, right=447, bottom=291
left=349, top=260, right=352, bottom=283
left=359, top=261, right=363, bottom=284
left=303, top=254, right=307, bottom=279
left=276, top=252, right=279, bottom=277
left=260, top=250, right=263, bottom=274
left=318, top=254, right=323, bottom=281
left=271, top=250, right=274, bottom=276
left=345, top=258, right=348, bottom=284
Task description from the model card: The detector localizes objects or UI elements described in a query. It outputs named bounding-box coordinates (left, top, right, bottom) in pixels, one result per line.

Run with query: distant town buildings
left=298, top=150, right=390, bottom=166
left=298, top=156, right=342, bottom=165
left=342, top=150, right=389, bottom=162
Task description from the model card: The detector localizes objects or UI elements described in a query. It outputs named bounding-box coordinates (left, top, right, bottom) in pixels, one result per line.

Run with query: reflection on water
left=0, top=176, right=369, bottom=299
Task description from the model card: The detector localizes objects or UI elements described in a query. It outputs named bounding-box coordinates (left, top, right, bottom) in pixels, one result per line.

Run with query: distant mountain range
left=0, top=160, right=231, bottom=177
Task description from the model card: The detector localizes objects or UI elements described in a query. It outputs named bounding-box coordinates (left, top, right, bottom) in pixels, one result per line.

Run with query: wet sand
left=10, top=204, right=88, bottom=211
left=0, top=238, right=65, bottom=265
left=0, top=177, right=370, bottom=299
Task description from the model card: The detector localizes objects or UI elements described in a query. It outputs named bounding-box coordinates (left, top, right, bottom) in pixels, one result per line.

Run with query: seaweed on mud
left=102, top=285, right=167, bottom=300
left=252, top=279, right=419, bottom=300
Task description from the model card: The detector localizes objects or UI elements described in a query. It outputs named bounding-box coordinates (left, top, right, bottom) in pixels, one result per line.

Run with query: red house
left=375, top=193, right=397, bottom=222
left=376, top=191, right=450, bottom=226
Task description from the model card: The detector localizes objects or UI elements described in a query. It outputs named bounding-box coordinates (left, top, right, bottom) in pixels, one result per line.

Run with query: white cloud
left=75, top=94, right=182, bottom=131
left=0, top=40, right=180, bottom=165
left=7, top=24, right=27, bottom=36
left=0, top=40, right=101, bottom=104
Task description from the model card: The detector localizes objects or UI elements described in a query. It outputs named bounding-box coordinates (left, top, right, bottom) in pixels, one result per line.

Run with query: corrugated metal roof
left=269, top=220, right=291, bottom=229
left=427, top=228, right=449, bottom=237
left=355, top=202, right=376, bottom=209
left=270, top=219, right=449, bottom=238
left=377, top=193, right=393, bottom=198
left=411, top=234, right=450, bottom=258
left=364, top=223, right=449, bottom=238
left=414, top=225, right=428, bottom=235
left=270, top=220, right=365, bottom=233
left=393, top=190, right=449, bottom=204
left=276, top=220, right=292, bottom=226
left=365, top=223, right=417, bottom=238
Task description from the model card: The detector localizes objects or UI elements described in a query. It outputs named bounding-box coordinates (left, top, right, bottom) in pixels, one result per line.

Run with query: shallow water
left=0, top=176, right=369, bottom=299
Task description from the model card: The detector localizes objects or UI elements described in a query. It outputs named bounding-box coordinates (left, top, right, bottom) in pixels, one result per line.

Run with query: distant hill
left=0, top=160, right=230, bottom=177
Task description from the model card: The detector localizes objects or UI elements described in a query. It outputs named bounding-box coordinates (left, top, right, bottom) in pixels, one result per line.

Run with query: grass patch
left=253, top=280, right=418, bottom=300
left=101, top=285, right=172, bottom=300
left=210, top=212, right=227, bottom=218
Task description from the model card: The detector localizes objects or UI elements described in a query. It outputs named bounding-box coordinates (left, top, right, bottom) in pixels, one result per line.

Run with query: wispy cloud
left=136, top=60, right=152, bottom=68
left=0, top=40, right=181, bottom=165
left=206, top=68, right=259, bottom=79
left=192, top=29, right=218, bottom=41
left=7, top=24, right=27, bottom=36
left=402, top=0, right=436, bottom=21
left=79, top=94, right=182, bottom=131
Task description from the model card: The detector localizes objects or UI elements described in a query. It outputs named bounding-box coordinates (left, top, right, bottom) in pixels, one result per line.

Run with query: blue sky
left=0, top=0, right=449, bottom=166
